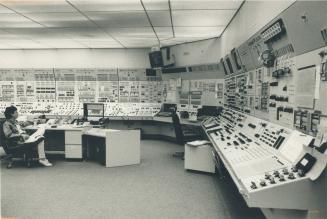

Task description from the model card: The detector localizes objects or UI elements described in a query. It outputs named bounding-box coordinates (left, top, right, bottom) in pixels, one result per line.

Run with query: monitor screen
left=162, top=103, right=177, bottom=112
left=149, top=51, right=163, bottom=68
left=83, top=103, right=104, bottom=119
left=146, top=68, right=156, bottom=76
left=198, top=106, right=220, bottom=117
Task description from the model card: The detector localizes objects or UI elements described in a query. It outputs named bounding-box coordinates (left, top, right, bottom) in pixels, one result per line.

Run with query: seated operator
left=3, top=106, right=52, bottom=167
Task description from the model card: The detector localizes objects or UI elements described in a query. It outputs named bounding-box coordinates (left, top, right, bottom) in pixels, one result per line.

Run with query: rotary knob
left=269, top=176, right=276, bottom=184
left=260, top=179, right=267, bottom=187
left=273, top=170, right=280, bottom=177
left=288, top=172, right=295, bottom=180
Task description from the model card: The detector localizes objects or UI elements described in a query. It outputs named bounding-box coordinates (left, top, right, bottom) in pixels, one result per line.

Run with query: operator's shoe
left=39, top=159, right=53, bottom=167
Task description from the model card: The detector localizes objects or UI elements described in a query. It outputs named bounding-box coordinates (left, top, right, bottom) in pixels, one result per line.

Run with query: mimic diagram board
left=162, top=78, right=224, bottom=106
left=222, top=1, right=327, bottom=137
left=0, top=68, right=163, bottom=104
left=224, top=47, right=327, bottom=136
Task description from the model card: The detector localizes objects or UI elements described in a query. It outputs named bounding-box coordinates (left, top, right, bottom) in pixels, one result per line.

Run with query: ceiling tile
left=0, top=43, right=18, bottom=49
left=55, top=27, right=110, bottom=40
left=117, top=37, right=158, bottom=47
left=172, top=9, right=235, bottom=26
left=1, top=0, right=76, bottom=13
left=153, top=27, right=173, bottom=40
left=23, top=12, right=94, bottom=28
left=142, top=0, right=169, bottom=10
left=0, top=5, right=16, bottom=13
left=0, top=1, right=243, bottom=49
left=74, top=40, right=123, bottom=48
left=148, top=10, right=171, bottom=27
left=86, top=11, right=150, bottom=28
left=70, top=0, right=143, bottom=12
left=174, top=26, right=224, bottom=37
left=171, top=0, right=243, bottom=10
left=0, top=29, right=18, bottom=39
left=104, top=27, right=155, bottom=38
left=161, top=36, right=213, bottom=46
left=36, top=39, right=86, bottom=48
left=4, top=28, right=67, bottom=40
left=1, top=39, right=51, bottom=49
left=0, top=13, right=43, bottom=28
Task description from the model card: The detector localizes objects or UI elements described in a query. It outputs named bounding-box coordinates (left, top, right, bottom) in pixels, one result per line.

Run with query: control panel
left=202, top=107, right=326, bottom=214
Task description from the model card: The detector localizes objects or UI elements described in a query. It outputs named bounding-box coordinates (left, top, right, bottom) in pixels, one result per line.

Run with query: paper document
left=187, top=140, right=211, bottom=147
left=25, top=126, right=45, bottom=143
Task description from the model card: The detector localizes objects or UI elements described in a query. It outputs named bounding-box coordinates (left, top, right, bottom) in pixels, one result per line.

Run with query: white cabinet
left=184, top=144, right=215, bottom=173
left=65, top=130, right=82, bottom=159
left=65, top=144, right=82, bottom=159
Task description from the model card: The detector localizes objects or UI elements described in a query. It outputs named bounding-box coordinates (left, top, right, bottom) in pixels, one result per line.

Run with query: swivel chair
left=0, top=120, right=39, bottom=168
left=171, top=110, right=201, bottom=159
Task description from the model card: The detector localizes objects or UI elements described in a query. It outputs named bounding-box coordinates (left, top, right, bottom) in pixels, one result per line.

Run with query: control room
left=0, top=1, right=326, bottom=219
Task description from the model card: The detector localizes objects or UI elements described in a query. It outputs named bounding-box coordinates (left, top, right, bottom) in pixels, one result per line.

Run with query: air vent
left=274, top=44, right=294, bottom=57
left=321, top=28, right=327, bottom=44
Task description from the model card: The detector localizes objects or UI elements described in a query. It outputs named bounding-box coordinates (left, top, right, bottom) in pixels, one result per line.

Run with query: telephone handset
left=295, top=153, right=317, bottom=175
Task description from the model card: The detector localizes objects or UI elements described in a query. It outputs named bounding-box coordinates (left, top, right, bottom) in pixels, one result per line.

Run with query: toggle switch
left=288, top=172, right=295, bottom=179
left=251, top=181, right=257, bottom=189
left=273, top=170, right=280, bottom=177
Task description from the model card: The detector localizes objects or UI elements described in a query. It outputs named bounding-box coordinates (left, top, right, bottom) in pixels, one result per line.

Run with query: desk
left=83, top=128, right=140, bottom=167
left=25, top=124, right=86, bottom=159
left=153, top=116, right=202, bottom=126
left=24, top=117, right=202, bottom=160
left=184, top=143, right=215, bottom=173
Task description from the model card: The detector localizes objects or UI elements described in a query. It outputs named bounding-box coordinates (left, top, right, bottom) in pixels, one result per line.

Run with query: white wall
left=169, top=38, right=221, bottom=66
left=169, top=0, right=295, bottom=66
left=0, top=48, right=151, bottom=68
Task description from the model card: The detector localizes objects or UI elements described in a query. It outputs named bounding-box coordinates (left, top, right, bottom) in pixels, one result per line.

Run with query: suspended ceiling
left=0, top=0, right=243, bottom=49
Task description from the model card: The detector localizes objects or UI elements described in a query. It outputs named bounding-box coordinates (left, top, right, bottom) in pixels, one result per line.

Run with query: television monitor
left=149, top=51, right=163, bottom=68
left=197, top=105, right=220, bottom=117
left=146, top=68, right=156, bottom=76
left=83, top=103, right=104, bottom=121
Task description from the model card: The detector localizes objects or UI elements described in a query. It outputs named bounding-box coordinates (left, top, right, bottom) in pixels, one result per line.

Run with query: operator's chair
left=171, top=110, right=201, bottom=159
left=0, top=120, right=39, bottom=168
